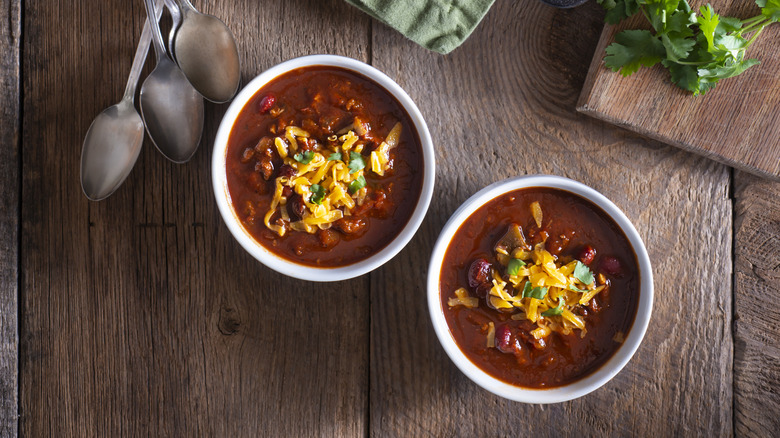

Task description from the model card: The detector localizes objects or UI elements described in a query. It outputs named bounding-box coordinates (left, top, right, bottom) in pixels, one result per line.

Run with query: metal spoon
left=80, top=9, right=162, bottom=201
left=164, top=0, right=181, bottom=62
left=140, top=0, right=204, bottom=163
left=171, top=0, right=241, bottom=103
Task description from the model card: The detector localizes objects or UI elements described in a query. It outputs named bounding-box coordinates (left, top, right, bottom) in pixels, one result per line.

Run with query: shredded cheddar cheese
left=449, top=202, right=612, bottom=349
left=263, top=123, right=401, bottom=236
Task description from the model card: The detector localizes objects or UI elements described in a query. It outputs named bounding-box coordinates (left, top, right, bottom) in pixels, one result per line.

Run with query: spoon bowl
left=173, top=0, right=240, bottom=103
left=80, top=10, right=161, bottom=201
left=80, top=100, right=145, bottom=200
left=140, top=0, right=204, bottom=163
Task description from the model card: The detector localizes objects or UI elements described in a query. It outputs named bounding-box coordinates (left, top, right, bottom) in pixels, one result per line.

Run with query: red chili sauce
left=226, top=66, right=423, bottom=267
left=440, top=188, right=639, bottom=388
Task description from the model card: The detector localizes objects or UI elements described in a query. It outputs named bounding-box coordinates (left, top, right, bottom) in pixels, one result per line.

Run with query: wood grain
left=733, top=171, right=780, bottom=438
left=370, top=1, right=733, bottom=435
left=578, top=1, right=780, bottom=180
left=0, top=0, right=20, bottom=436
left=19, top=0, right=370, bottom=435
left=15, top=0, right=780, bottom=435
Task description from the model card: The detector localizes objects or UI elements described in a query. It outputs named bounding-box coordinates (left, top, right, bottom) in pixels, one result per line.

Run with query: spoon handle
left=144, top=0, right=167, bottom=61
left=123, top=0, right=165, bottom=101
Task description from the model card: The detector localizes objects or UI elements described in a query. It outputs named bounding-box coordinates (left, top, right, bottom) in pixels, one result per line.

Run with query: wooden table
left=1, top=0, right=779, bottom=436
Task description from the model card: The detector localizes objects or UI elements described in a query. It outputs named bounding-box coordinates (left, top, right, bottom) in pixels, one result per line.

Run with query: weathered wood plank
left=20, top=0, right=370, bottom=435
left=578, top=1, right=780, bottom=180
left=0, top=0, right=20, bottom=436
left=733, top=171, right=780, bottom=438
left=370, top=1, right=733, bottom=435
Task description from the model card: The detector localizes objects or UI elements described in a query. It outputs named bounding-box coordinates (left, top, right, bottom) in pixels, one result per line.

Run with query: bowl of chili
left=213, top=55, right=435, bottom=281
left=427, top=175, right=652, bottom=403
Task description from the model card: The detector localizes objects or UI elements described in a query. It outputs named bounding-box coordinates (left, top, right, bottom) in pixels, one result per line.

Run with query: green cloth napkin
left=344, top=0, right=495, bottom=54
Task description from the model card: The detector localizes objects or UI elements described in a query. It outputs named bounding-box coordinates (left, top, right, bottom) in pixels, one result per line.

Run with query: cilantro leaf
left=697, top=5, right=719, bottom=51
left=348, top=152, right=365, bottom=174
left=661, top=33, right=697, bottom=61
left=712, top=34, right=749, bottom=60
left=716, top=16, right=742, bottom=34
left=603, top=0, right=641, bottom=24
left=698, top=58, right=760, bottom=80
left=605, top=30, right=666, bottom=76
left=596, top=0, right=617, bottom=9
left=598, top=0, right=777, bottom=95
left=757, top=0, right=780, bottom=22
left=658, top=8, right=696, bottom=61
left=348, top=175, right=366, bottom=194
left=507, top=258, right=526, bottom=276
left=521, top=281, right=532, bottom=298
left=327, top=152, right=342, bottom=161
left=294, top=150, right=315, bottom=164
left=521, top=282, right=548, bottom=300
left=696, top=3, right=720, bottom=50
left=541, top=297, right=565, bottom=317
left=573, top=261, right=595, bottom=286
left=309, top=184, right=326, bottom=204
left=663, top=60, right=701, bottom=94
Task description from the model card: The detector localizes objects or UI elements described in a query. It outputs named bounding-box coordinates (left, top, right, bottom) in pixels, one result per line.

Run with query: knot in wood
left=217, top=307, right=241, bottom=335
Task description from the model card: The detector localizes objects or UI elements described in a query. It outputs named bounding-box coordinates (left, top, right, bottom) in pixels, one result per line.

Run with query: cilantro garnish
left=507, top=258, right=526, bottom=276
left=573, top=261, right=595, bottom=286
left=597, top=0, right=779, bottom=95
left=309, top=184, right=326, bottom=204
left=294, top=150, right=315, bottom=164
left=348, top=175, right=366, bottom=194
left=541, top=297, right=565, bottom=317
left=348, top=152, right=365, bottom=174
left=521, top=282, right=548, bottom=300
left=327, top=152, right=342, bottom=161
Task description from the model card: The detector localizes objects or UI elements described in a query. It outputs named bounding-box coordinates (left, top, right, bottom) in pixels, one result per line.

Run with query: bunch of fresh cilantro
left=597, top=0, right=780, bottom=95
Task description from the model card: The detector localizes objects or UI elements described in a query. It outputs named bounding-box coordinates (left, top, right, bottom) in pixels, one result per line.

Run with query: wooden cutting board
left=578, top=1, right=780, bottom=180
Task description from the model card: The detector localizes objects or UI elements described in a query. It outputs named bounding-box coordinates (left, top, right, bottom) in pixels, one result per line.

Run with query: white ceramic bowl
left=213, top=55, right=435, bottom=281
left=427, top=175, right=653, bottom=403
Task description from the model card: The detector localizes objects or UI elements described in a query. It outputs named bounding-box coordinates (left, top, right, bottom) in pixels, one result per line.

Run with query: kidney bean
left=589, top=297, right=601, bottom=313
left=578, top=245, right=597, bottom=265
left=281, top=186, right=293, bottom=198
left=258, top=94, right=276, bottom=114
left=468, top=258, right=493, bottom=288
left=495, top=324, right=514, bottom=354
left=600, top=256, right=622, bottom=276
left=288, top=194, right=305, bottom=220
left=474, top=282, right=492, bottom=300
left=277, top=164, right=297, bottom=179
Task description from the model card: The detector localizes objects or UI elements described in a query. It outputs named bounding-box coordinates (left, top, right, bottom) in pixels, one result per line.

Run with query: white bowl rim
left=212, top=54, right=435, bottom=282
left=427, top=174, right=653, bottom=403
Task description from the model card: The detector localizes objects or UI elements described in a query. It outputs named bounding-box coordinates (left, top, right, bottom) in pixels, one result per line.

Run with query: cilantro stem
left=672, top=60, right=708, bottom=66
left=740, top=18, right=769, bottom=35
left=741, top=15, right=766, bottom=26
left=746, top=25, right=767, bottom=48
left=640, top=6, right=652, bottom=26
